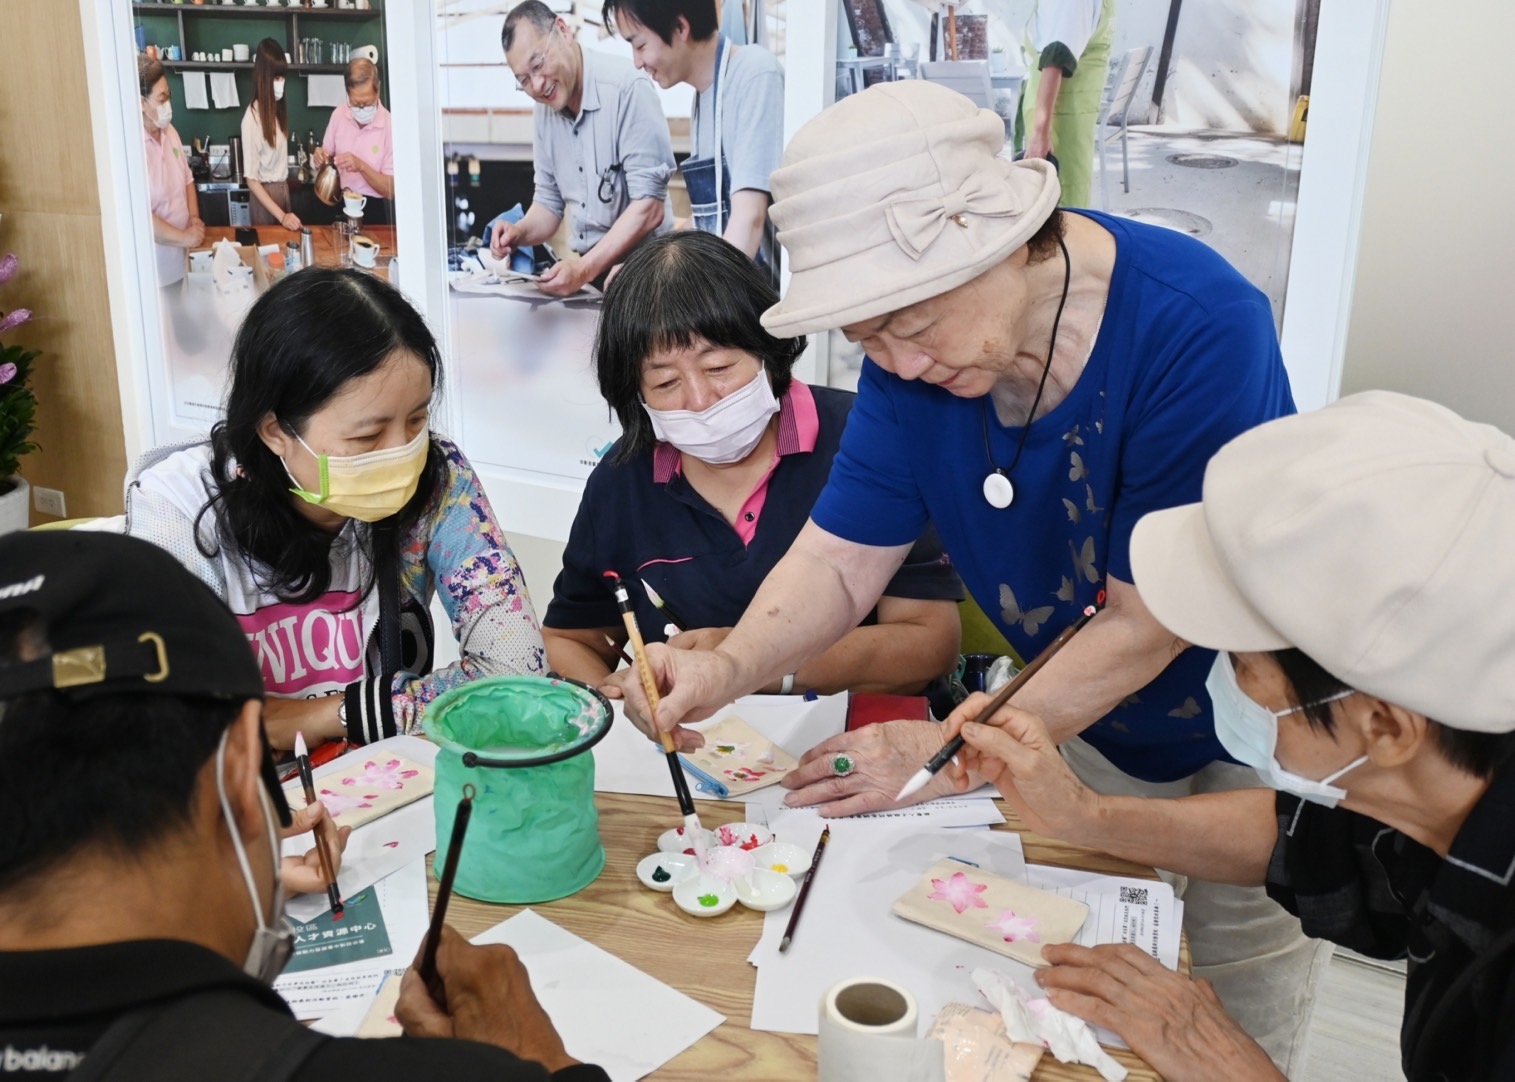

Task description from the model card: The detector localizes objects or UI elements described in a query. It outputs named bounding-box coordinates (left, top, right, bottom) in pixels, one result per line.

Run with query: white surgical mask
left=351, top=104, right=377, bottom=125
left=214, top=730, right=295, bottom=984
left=642, top=370, right=780, bottom=465
left=273, top=77, right=286, bottom=101
left=147, top=100, right=172, bottom=130
left=1206, top=653, right=1367, bottom=808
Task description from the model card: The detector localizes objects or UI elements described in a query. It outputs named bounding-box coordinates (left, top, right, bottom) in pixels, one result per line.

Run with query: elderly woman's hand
left=1035, top=944, right=1285, bottom=1082
left=603, top=641, right=738, bottom=752
left=781, top=720, right=960, bottom=817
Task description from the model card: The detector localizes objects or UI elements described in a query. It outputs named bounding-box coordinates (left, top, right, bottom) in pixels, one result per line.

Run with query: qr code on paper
left=1119, top=886, right=1150, bottom=905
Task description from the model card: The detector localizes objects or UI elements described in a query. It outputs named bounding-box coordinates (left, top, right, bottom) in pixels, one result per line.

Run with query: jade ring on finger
left=832, top=754, right=855, bottom=777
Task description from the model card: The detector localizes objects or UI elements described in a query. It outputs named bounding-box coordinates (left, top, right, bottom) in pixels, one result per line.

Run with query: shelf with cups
left=162, top=60, right=350, bottom=72
left=132, top=4, right=379, bottom=17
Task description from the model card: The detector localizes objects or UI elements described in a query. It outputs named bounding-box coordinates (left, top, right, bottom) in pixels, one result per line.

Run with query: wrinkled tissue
left=972, top=967, right=1127, bottom=1082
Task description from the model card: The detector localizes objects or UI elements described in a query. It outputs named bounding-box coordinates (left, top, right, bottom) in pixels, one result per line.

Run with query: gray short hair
left=502, top=0, right=558, bottom=53
left=344, top=58, right=379, bottom=92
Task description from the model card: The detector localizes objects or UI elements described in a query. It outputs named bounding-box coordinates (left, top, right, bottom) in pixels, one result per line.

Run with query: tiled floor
left=1302, top=954, right=1406, bottom=1081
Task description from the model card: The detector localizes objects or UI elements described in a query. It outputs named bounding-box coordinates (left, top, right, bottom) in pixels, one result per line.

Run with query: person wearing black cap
left=0, top=532, right=607, bottom=1081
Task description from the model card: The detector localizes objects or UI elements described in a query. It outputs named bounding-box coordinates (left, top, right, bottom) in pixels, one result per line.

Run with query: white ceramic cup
left=343, top=192, right=367, bottom=217
left=351, top=236, right=378, bottom=268
left=221, top=47, right=234, bottom=61
left=232, top=43, right=250, bottom=61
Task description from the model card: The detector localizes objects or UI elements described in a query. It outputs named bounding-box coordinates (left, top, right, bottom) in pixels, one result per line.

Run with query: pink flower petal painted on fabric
left=0, top=308, right=32, bottom=335
left=0, top=363, right=15, bottom=386
left=0, top=253, right=17, bottom=287
left=927, top=871, right=990, bottom=914
left=986, top=908, right=1042, bottom=943
left=318, top=788, right=377, bottom=814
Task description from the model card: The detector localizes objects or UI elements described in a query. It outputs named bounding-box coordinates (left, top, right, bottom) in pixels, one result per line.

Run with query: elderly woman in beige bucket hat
left=610, top=80, right=1314, bottom=1070
left=940, top=391, right=1515, bottom=1081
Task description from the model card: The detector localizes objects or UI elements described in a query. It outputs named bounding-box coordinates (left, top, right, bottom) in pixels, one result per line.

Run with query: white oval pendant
left=982, top=471, right=1014, bottom=509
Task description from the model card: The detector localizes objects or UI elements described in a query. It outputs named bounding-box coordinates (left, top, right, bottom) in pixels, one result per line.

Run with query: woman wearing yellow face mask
left=125, top=268, right=547, bottom=751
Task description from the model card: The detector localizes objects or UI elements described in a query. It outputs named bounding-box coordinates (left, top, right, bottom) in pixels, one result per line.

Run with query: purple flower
left=0, top=308, right=31, bottom=335
left=0, top=363, right=15, bottom=385
left=0, top=253, right=16, bottom=288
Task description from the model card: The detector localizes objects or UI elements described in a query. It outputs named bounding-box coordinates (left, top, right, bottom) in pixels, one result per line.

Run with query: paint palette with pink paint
left=639, top=823, right=797, bottom=918
left=283, top=753, right=435, bottom=830
left=890, top=858, right=1089, bottom=968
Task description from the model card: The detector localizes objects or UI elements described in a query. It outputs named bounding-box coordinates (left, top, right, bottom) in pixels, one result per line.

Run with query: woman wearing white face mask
left=242, top=38, right=301, bottom=232
left=939, top=391, right=1515, bottom=1082
left=126, top=268, right=548, bottom=753
left=543, top=231, right=964, bottom=708
left=139, top=56, right=204, bottom=286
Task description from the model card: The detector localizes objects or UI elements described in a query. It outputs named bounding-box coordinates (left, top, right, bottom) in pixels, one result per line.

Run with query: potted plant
left=0, top=245, right=39, bottom=535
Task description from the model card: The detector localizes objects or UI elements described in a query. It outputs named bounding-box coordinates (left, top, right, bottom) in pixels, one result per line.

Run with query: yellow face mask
left=284, top=426, right=429, bottom=523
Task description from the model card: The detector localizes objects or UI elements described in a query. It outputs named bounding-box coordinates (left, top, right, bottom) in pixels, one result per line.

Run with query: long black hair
left=251, top=38, right=288, bottom=149
left=197, top=269, right=447, bottom=605
left=594, top=231, right=805, bottom=463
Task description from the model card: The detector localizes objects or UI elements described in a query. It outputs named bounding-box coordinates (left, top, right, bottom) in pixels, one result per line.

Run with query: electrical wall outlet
left=33, top=486, right=66, bottom=519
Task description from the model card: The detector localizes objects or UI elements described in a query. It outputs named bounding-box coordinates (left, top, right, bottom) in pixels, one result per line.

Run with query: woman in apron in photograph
left=1019, top=0, right=1115, bottom=208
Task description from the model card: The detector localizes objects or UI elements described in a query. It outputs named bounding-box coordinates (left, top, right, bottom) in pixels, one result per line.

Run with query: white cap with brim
left=761, top=80, right=1060, bottom=339
left=1130, top=390, right=1515, bottom=734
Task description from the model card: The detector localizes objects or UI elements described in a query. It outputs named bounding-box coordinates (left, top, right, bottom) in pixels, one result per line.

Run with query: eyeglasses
left=513, top=50, right=548, bottom=92
left=597, top=163, right=623, bottom=204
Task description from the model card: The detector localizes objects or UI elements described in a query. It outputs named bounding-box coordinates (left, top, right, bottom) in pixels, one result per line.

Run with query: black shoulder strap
left=373, top=519, right=403, bottom=737
left=69, top=990, right=323, bottom=1082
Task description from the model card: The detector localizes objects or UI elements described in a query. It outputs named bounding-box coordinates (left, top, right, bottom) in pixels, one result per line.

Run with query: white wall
left=1338, top=0, right=1515, bottom=429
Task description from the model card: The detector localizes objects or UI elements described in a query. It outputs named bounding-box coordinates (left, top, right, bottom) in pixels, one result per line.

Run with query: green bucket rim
left=428, top=674, right=614, bottom=770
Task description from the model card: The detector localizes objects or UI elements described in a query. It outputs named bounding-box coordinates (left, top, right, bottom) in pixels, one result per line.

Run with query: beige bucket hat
left=761, top=80, right=1061, bottom=338
left=1130, top=391, right=1515, bottom=734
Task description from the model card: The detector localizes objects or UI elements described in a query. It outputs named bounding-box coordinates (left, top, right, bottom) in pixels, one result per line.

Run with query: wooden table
left=435, top=793, right=1179, bottom=1081
left=199, top=224, right=397, bottom=270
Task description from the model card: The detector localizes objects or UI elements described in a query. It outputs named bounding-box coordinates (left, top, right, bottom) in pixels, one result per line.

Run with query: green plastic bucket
left=427, top=674, right=613, bottom=903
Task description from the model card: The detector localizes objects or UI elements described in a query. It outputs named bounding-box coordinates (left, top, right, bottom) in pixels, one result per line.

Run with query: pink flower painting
left=986, top=908, right=1042, bottom=944
left=928, top=871, right=990, bottom=914
left=318, top=787, right=377, bottom=816
left=342, top=758, right=419, bottom=791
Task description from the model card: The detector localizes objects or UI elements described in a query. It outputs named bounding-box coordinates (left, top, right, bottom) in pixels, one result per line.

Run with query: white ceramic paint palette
left=643, top=821, right=794, bottom=918
left=750, top=841, right=811, bottom=879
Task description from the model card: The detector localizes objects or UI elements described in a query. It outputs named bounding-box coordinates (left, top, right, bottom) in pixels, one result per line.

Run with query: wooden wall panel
left=0, top=0, right=127, bottom=521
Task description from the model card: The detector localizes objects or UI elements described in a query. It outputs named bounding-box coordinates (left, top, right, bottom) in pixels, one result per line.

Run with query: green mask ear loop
left=286, top=430, right=331, bottom=505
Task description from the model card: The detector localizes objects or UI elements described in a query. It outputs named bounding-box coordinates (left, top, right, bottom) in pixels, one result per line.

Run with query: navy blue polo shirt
left=545, top=382, right=964, bottom=641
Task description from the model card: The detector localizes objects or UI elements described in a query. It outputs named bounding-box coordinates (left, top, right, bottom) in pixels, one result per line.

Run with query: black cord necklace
left=981, top=234, right=1072, bottom=509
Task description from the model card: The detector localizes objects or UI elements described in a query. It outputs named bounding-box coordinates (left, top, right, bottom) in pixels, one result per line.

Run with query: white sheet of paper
left=747, top=815, right=1031, bottom=1034
left=276, top=859, right=431, bottom=1018
left=283, top=794, right=435, bottom=923
left=1020, top=865, right=1183, bottom=971
left=473, top=909, right=724, bottom=1082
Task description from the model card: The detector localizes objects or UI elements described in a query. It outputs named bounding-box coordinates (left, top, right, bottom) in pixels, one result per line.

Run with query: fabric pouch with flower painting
left=282, top=753, right=434, bottom=830
left=680, top=715, right=799, bottom=796
left=891, top=859, right=1090, bottom=968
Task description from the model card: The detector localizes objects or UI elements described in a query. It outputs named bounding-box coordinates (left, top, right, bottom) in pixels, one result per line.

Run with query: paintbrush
left=640, top=578, right=687, bottom=639
left=778, top=825, right=830, bottom=953
left=605, top=571, right=702, bottom=835
left=418, top=783, right=475, bottom=1009
left=293, top=730, right=345, bottom=919
left=894, top=605, right=1100, bottom=802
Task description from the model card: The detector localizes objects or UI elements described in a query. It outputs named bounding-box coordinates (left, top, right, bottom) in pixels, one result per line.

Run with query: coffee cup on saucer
left=351, top=235, right=379, bottom=268
left=342, top=190, right=367, bottom=217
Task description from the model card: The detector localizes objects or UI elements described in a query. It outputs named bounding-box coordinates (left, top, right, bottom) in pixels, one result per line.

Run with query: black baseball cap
left=0, top=531, right=292, bottom=825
